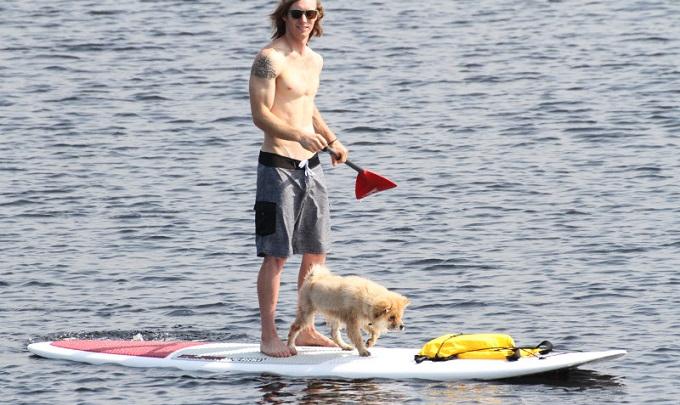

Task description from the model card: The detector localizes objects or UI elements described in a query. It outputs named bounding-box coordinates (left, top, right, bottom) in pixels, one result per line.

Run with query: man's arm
left=313, top=105, right=348, bottom=165
left=249, top=50, right=300, bottom=142
left=249, top=50, right=327, bottom=152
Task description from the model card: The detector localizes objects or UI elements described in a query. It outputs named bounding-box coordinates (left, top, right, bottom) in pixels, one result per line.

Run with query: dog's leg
left=287, top=309, right=314, bottom=355
left=366, top=325, right=381, bottom=348
left=329, top=319, right=353, bottom=351
left=287, top=319, right=302, bottom=356
left=346, top=320, right=370, bottom=356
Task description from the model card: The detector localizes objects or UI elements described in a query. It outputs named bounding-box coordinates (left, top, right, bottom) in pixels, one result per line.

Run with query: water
left=2, top=0, right=679, bottom=403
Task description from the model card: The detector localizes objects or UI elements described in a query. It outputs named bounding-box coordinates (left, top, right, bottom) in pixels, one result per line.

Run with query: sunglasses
left=288, top=9, right=319, bottom=20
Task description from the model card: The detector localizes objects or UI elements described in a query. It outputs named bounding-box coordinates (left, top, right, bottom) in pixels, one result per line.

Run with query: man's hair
left=270, top=0, right=324, bottom=42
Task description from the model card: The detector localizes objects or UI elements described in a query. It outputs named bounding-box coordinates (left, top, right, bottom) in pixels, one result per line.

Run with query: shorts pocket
left=254, top=201, right=277, bottom=236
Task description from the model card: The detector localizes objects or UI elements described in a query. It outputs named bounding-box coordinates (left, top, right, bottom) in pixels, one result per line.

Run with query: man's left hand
left=328, top=140, right=348, bottom=166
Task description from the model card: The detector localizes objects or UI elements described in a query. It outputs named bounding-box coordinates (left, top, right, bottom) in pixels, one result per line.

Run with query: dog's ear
left=373, top=300, right=391, bottom=319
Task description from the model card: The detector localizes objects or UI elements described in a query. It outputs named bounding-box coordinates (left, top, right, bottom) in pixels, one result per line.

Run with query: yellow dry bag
left=414, top=333, right=553, bottom=363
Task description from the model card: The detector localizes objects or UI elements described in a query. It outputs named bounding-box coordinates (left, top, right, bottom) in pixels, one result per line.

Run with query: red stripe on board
left=51, top=340, right=206, bottom=358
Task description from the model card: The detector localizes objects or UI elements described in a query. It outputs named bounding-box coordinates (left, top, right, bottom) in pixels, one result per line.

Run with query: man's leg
left=294, top=253, right=338, bottom=347
left=258, top=255, right=292, bottom=357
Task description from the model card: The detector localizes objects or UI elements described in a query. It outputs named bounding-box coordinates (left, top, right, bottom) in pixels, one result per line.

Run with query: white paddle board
left=27, top=340, right=626, bottom=381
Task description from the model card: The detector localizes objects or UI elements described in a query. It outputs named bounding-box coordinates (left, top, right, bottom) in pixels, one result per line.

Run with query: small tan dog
left=287, top=264, right=409, bottom=357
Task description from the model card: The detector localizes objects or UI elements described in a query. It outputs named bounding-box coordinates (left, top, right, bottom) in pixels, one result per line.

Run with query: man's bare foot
left=260, top=336, right=293, bottom=357
left=295, top=327, right=338, bottom=347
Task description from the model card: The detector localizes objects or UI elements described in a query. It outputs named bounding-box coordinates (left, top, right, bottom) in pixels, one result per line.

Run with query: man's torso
left=262, top=40, right=322, bottom=160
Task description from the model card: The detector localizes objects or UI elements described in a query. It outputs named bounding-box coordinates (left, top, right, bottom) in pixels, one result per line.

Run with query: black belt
left=258, top=151, right=320, bottom=170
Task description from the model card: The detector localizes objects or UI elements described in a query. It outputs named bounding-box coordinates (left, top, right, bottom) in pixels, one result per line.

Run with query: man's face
left=284, top=0, right=318, bottom=40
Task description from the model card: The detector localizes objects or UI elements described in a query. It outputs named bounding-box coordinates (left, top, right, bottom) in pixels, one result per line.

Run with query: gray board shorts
left=254, top=151, right=330, bottom=258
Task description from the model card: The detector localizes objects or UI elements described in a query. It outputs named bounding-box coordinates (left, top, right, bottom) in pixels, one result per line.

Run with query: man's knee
left=261, top=256, right=287, bottom=272
left=300, top=254, right=325, bottom=271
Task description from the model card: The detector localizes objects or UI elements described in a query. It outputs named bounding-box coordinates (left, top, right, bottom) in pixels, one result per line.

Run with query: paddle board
left=27, top=340, right=626, bottom=381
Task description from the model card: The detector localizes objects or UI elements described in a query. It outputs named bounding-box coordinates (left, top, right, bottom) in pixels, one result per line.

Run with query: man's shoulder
left=307, top=47, right=323, bottom=63
left=257, top=43, right=287, bottom=63
left=253, top=40, right=323, bottom=70
left=251, top=44, right=287, bottom=79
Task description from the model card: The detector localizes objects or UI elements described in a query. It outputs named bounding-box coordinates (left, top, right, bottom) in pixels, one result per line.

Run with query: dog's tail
left=303, top=264, right=331, bottom=284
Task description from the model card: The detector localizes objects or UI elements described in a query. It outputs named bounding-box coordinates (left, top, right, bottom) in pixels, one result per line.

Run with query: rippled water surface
left=2, top=0, right=679, bottom=403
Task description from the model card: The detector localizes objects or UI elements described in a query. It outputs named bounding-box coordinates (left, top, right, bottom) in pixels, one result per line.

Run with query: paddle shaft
left=343, top=159, right=363, bottom=173
left=325, top=147, right=364, bottom=173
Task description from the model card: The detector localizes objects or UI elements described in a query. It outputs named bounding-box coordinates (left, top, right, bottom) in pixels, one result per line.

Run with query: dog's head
left=372, top=293, right=409, bottom=332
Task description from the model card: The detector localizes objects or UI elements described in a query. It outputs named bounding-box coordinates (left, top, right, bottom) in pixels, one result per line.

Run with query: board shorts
left=254, top=151, right=330, bottom=258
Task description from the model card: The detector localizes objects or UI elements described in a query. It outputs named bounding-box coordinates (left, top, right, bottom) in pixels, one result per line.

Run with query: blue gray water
left=2, top=0, right=679, bottom=403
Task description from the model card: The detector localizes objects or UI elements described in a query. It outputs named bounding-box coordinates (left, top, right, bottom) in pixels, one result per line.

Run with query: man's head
left=270, top=0, right=324, bottom=42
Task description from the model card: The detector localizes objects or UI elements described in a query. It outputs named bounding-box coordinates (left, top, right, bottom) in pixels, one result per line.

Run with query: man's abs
left=261, top=135, right=316, bottom=161
left=262, top=96, right=316, bottom=160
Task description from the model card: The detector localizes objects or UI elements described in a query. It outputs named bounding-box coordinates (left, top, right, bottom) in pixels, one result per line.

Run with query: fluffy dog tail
left=303, top=264, right=331, bottom=284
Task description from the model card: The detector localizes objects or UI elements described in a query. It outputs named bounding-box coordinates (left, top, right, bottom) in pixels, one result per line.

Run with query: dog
left=287, top=264, right=409, bottom=357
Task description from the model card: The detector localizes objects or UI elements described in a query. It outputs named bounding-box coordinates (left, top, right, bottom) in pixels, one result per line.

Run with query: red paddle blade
left=355, top=170, right=397, bottom=199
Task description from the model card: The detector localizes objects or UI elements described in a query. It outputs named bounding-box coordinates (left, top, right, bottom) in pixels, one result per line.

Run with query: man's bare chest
left=277, top=60, right=320, bottom=98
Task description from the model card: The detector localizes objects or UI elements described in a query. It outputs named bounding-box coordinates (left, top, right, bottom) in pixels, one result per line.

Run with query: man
left=249, top=0, right=349, bottom=357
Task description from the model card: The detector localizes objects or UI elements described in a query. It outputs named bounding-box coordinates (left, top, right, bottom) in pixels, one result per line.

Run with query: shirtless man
left=249, top=0, right=349, bottom=357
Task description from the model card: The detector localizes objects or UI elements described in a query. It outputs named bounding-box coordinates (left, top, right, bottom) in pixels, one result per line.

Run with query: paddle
left=325, top=147, right=397, bottom=199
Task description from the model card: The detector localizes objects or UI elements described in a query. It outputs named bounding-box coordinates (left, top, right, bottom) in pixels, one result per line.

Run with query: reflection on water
left=424, top=382, right=507, bottom=405
left=253, top=369, right=626, bottom=404
left=256, top=377, right=412, bottom=405
left=496, top=368, right=626, bottom=389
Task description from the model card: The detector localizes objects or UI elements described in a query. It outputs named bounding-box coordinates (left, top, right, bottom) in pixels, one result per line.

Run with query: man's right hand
left=298, top=131, right=329, bottom=153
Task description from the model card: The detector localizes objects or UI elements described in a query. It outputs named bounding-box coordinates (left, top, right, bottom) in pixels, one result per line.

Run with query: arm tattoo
left=251, top=55, right=276, bottom=79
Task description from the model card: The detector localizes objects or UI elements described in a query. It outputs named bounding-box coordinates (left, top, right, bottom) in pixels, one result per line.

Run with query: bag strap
left=434, top=334, right=460, bottom=359
left=506, top=340, right=553, bottom=362
left=414, top=334, right=460, bottom=364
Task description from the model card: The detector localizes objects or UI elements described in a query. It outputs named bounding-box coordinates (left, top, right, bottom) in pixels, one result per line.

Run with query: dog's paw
left=366, top=339, right=375, bottom=348
left=340, top=345, right=353, bottom=351
left=358, top=349, right=371, bottom=357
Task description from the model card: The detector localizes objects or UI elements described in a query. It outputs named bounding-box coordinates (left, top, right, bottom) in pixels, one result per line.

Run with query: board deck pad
left=51, top=340, right=205, bottom=358
left=28, top=340, right=626, bottom=381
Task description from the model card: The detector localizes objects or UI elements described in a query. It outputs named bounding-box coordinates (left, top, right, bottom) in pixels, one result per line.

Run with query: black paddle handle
left=324, top=147, right=364, bottom=173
